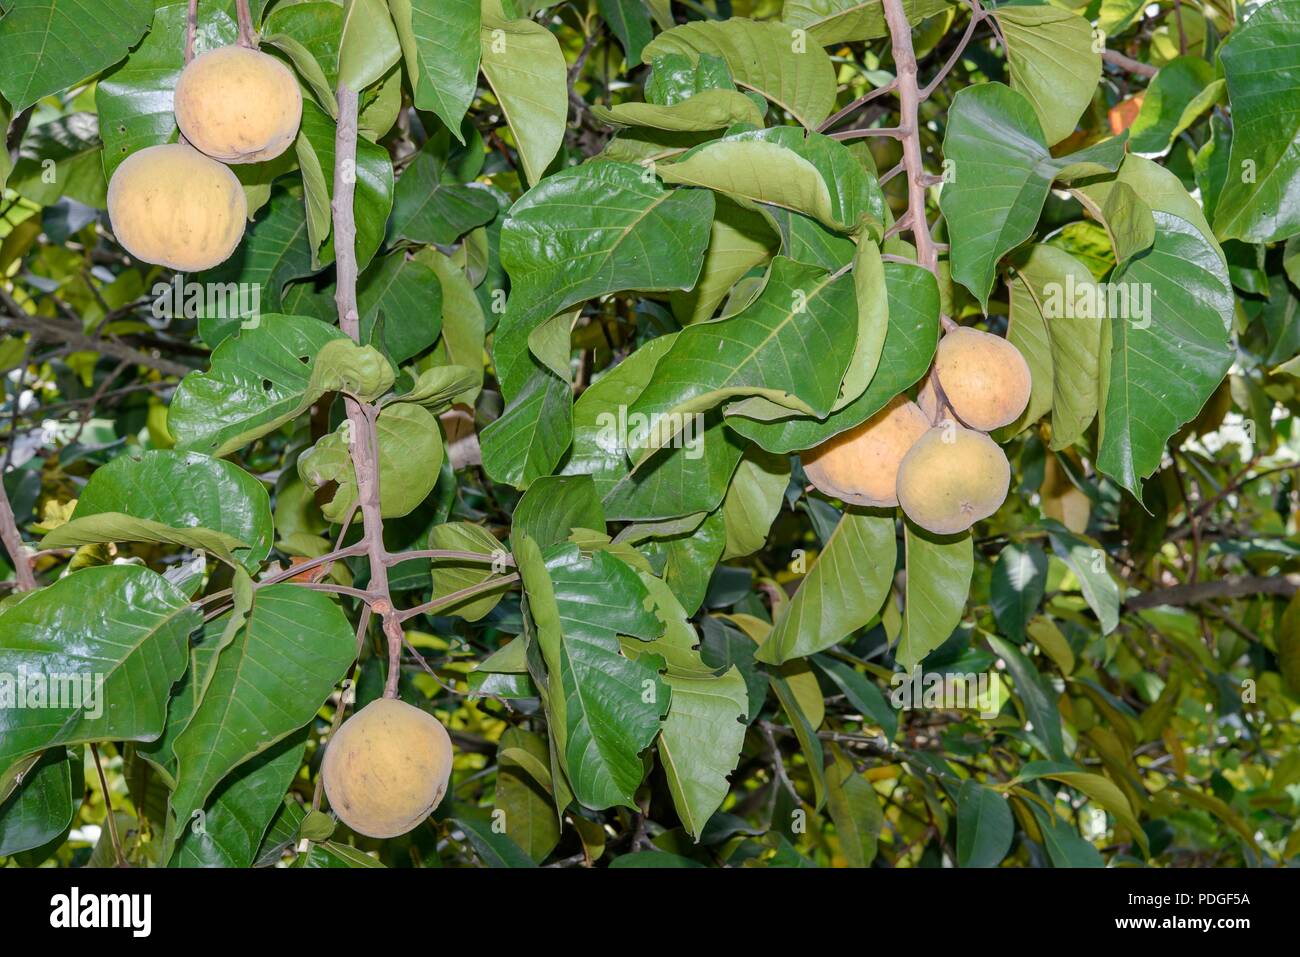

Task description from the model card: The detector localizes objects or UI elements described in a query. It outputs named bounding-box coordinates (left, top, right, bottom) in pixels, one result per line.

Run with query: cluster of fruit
left=107, top=45, right=303, bottom=272
left=802, top=327, right=1032, bottom=535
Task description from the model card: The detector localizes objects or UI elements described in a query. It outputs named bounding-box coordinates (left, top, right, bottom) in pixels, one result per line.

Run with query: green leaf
left=299, top=401, right=444, bottom=520
left=389, top=137, right=498, bottom=245
left=626, top=256, right=858, bottom=461
left=388, top=0, right=480, bottom=137
left=1096, top=213, right=1233, bottom=497
left=826, top=745, right=882, bottom=867
left=782, top=0, right=951, bottom=45
left=592, top=89, right=764, bottom=132
left=0, top=564, right=198, bottom=772
left=1015, top=763, right=1147, bottom=854
left=721, top=445, right=790, bottom=559
left=1046, top=521, right=1120, bottom=635
left=65, top=449, right=273, bottom=573
left=513, top=475, right=606, bottom=549
left=727, top=262, right=939, bottom=452
left=494, top=728, right=561, bottom=862
left=169, top=316, right=379, bottom=458
left=8, top=113, right=106, bottom=207
left=659, top=667, right=748, bottom=838
left=1128, top=56, right=1218, bottom=155
left=494, top=161, right=714, bottom=400
left=940, top=83, right=1126, bottom=307
left=479, top=3, right=567, bottom=185
left=517, top=540, right=668, bottom=810
left=338, top=0, right=402, bottom=91
left=0, top=0, right=153, bottom=112
left=96, top=3, right=237, bottom=178
left=986, top=634, right=1065, bottom=761
left=989, top=542, right=1047, bottom=642
left=168, top=584, right=355, bottom=853
left=657, top=126, right=884, bottom=233
left=263, top=1, right=342, bottom=114
left=171, top=731, right=306, bottom=868
left=0, top=747, right=79, bottom=857
left=814, top=656, right=897, bottom=739
left=1214, top=0, right=1300, bottom=242
left=993, top=3, right=1100, bottom=147
left=599, top=0, right=653, bottom=64
left=451, top=809, right=538, bottom=867
left=669, top=199, right=777, bottom=325
left=756, top=509, right=894, bottom=664
left=956, top=779, right=1013, bottom=868
left=427, top=522, right=510, bottom=621
left=390, top=364, right=480, bottom=411
left=642, top=18, right=837, bottom=129
left=357, top=251, right=443, bottom=363
left=897, top=523, right=973, bottom=671
left=39, top=513, right=248, bottom=566
left=422, top=249, right=486, bottom=404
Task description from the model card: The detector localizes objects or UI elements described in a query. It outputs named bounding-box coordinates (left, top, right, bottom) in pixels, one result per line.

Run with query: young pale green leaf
left=941, top=83, right=1126, bottom=307
left=298, top=401, right=443, bottom=520
left=479, top=2, right=567, bottom=185
left=591, top=89, right=765, bottom=132
left=989, top=542, right=1048, bottom=642
left=626, top=257, right=858, bottom=461
left=427, top=522, right=511, bottom=621
left=956, top=779, right=1014, bottom=868
left=728, top=262, right=939, bottom=453
left=782, top=0, right=951, bottom=45
left=0, top=565, right=198, bottom=772
left=39, top=514, right=248, bottom=567
left=669, top=199, right=778, bottom=324
left=642, top=18, right=838, bottom=129
left=757, top=509, right=895, bottom=664
left=95, top=4, right=237, bottom=178
left=421, top=249, right=486, bottom=404
left=388, top=0, right=480, bottom=139
left=494, top=162, right=714, bottom=399
left=168, top=585, right=355, bottom=855
left=1214, top=0, right=1300, bottom=242
left=0, top=0, right=152, bottom=113
left=993, top=4, right=1100, bottom=146
left=1128, top=56, right=1219, bottom=156
left=388, top=364, right=481, bottom=411
left=897, top=523, right=973, bottom=671
left=1096, top=213, right=1233, bottom=497
left=494, top=728, right=562, bottom=862
left=721, top=446, right=790, bottom=559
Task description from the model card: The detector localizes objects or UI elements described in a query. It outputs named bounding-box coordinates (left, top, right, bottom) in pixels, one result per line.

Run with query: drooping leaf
left=897, top=523, right=973, bottom=671
left=0, top=747, right=80, bottom=857
left=956, top=778, right=1014, bottom=868
left=388, top=0, right=480, bottom=138
left=989, top=542, right=1048, bottom=642
left=993, top=3, right=1100, bottom=147
left=338, top=0, right=402, bottom=91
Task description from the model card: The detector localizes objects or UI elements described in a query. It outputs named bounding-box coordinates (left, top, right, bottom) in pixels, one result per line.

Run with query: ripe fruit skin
left=801, top=396, right=930, bottom=506
left=322, top=698, right=454, bottom=839
left=174, top=46, right=303, bottom=164
left=934, top=327, right=1032, bottom=431
left=896, top=424, right=1011, bottom=535
left=107, top=143, right=246, bottom=272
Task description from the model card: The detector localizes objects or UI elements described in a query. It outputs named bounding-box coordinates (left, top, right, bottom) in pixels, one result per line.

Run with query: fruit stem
left=184, top=0, right=197, bottom=64
left=234, top=0, right=257, bottom=48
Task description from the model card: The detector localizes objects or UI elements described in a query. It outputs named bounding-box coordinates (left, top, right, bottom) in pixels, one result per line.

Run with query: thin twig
left=0, top=478, right=36, bottom=591
left=397, top=572, right=521, bottom=622
left=1101, top=48, right=1158, bottom=78
left=184, top=0, right=198, bottom=63
left=90, top=744, right=127, bottom=867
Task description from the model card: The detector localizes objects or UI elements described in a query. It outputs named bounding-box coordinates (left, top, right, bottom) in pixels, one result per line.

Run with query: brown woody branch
left=1101, top=48, right=1158, bottom=78
left=0, top=478, right=36, bottom=591
left=0, top=307, right=193, bottom=378
left=1125, top=575, right=1300, bottom=611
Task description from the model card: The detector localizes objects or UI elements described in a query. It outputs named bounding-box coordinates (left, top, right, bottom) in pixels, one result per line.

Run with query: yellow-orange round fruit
left=801, top=396, right=930, bottom=507
left=896, top=424, right=1011, bottom=535
left=933, top=327, right=1032, bottom=431
left=322, top=698, right=454, bottom=839
left=174, top=46, right=302, bottom=164
left=107, top=143, right=246, bottom=271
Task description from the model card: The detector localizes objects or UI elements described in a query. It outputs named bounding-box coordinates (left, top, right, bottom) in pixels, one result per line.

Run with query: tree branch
left=0, top=477, right=36, bottom=591
left=1125, top=575, right=1300, bottom=611
left=234, top=0, right=257, bottom=48
left=0, top=309, right=193, bottom=378
left=1101, top=48, right=1158, bottom=78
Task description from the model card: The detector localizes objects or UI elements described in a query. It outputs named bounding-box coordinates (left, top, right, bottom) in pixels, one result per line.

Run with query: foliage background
left=0, top=0, right=1298, bottom=868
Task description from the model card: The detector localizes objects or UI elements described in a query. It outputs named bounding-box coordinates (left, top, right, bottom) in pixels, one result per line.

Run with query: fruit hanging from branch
left=174, top=46, right=303, bottom=164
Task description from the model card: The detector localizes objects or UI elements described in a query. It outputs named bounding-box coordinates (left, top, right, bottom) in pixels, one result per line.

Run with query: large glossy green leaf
left=479, top=367, right=573, bottom=490
left=299, top=401, right=443, bottom=520
left=66, top=449, right=273, bottom=572
left=389, top=0, right=480, bottom=137
left=494, top=162, right=714, bottom=399
left=657, top=126, right=885, bottom=233
left=96, top=3, right=237, bottom=178
left=993, top=3, right=1100, bottom=147
left=169, top=316, right=384, bottom=457
left=642, top=18, right=837, bottom=129
left=516, top=540, right=668, bottom=810
left=756, top=509, right=894, bottom=664
left=480, top=2, right=567, bottom=185
left=940, top=83, right=1126, bottom=307
left=0, top=565, right=198, bottom=771
left=727, top=262, right=939, bottom=452
left=0, top=747, right=79, bottom=857
left=171, top=731, right=306, bottom=868
left=1214, top=0, right=1300, bottom=243
left=782, top=0, right=950, bottom=45
left=626, top=256, right=858, bottom=461
left=357, top=252, right=443, bottom=364
left=168, top=585, right=355, bottom=851
left=956, top=779, right=1013, bottom=867
left=513, top=475, right=605, bottom=549
left=897, top=524, right=972, bottom=670
left=0, top=0, right=153, bottom=112
left=1096, top=213, right=1233, bottom=496
left=338, top=0, right=402, bottom=91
